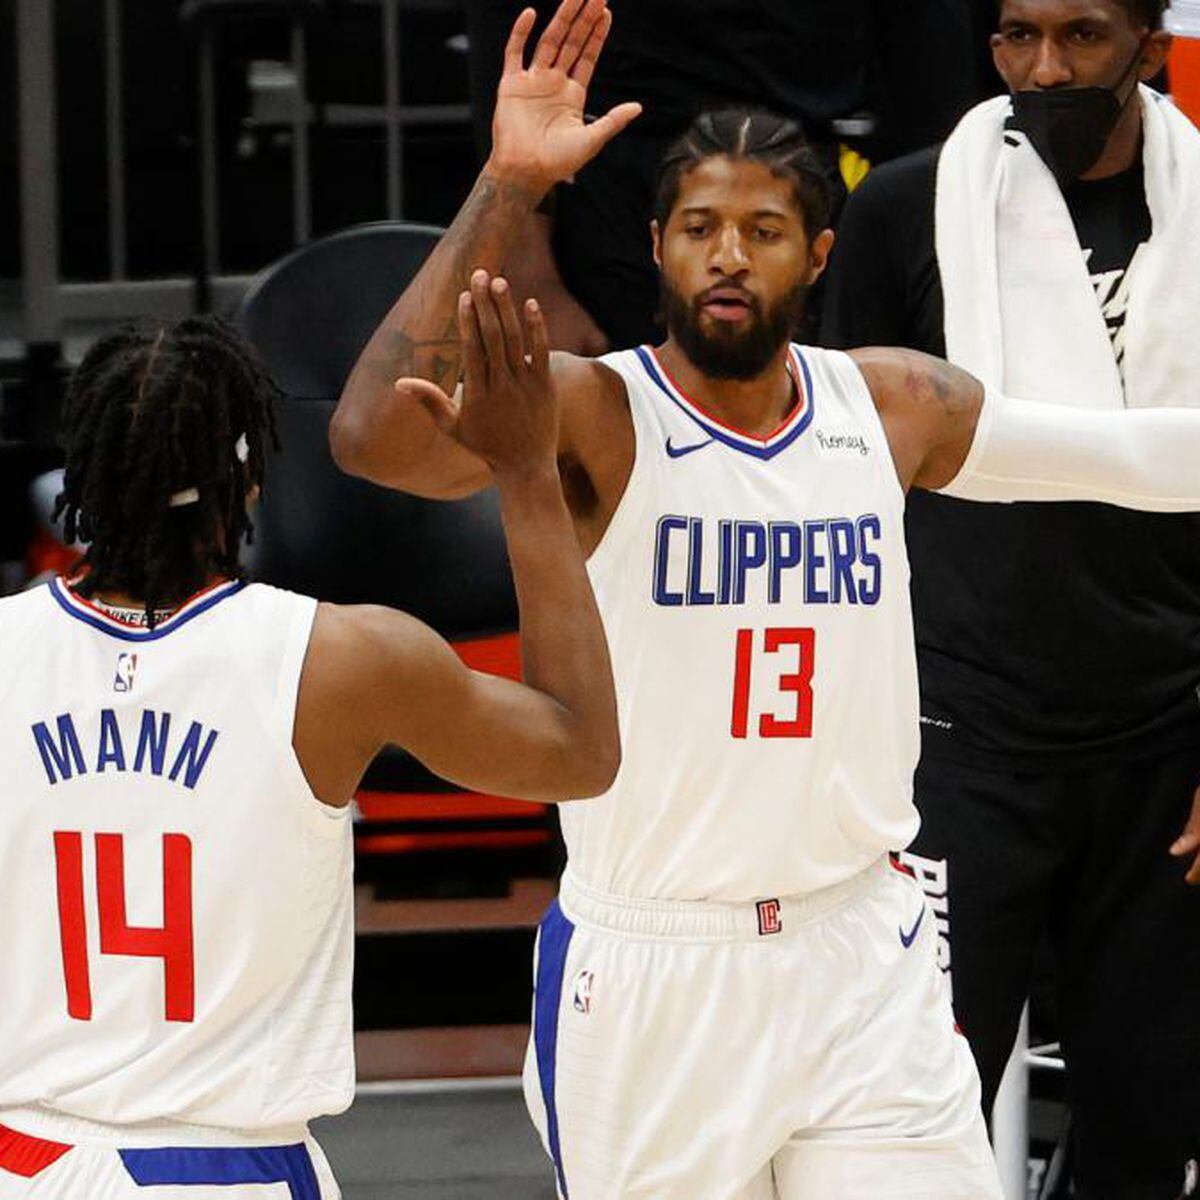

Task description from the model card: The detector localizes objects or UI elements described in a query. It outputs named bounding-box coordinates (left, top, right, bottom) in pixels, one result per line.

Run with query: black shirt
left=821, top=147, right=1200, bottom=767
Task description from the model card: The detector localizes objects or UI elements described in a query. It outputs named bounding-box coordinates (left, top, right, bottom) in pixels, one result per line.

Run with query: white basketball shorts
left=0, top=1114, right=339, bottom=1200
left=523, top=858, right=1003, bottom=1200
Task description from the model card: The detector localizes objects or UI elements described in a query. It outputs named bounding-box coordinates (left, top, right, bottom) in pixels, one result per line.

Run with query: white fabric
left=936, top=85, right=1200, bottom=411
left=940, top=388, right=1200, bottom=510
left=523, top=863, right=1002, bottom=1200
left=0, top=582, right=355, bottom=1136
left=564, top=344, right=919, bottom=901
left=0, top=1133, right=340, bottom=1199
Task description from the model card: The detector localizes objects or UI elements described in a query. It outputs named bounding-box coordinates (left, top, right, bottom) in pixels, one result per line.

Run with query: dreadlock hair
left=653, top=108, right=834, bottom=241
left=54, top=315, right=281, bottom=626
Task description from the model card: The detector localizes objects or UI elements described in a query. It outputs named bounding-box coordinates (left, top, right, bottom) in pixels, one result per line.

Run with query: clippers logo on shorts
left=572, top=969, right=595, bottom=1015
left=113, top=653, right=138, bottom=693
left=756, top=899, right=783, bottom=936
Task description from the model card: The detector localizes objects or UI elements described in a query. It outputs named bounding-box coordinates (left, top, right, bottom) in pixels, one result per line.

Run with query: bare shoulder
left=847, top=346, right=981, bottom=417
left=307, top=601, right=450, bottom=686
left=547, top=350, right=634, bottom=546
left=846, top=347, right=983, bottom=490
left=550, top=350, right=629, bottom=410
left=296, top=602, right=458, bottom=807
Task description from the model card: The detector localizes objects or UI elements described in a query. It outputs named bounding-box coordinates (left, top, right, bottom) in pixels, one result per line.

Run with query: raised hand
left=401, top=270, right=557, bottom=477
left=488, top=0, right=642, bottom=197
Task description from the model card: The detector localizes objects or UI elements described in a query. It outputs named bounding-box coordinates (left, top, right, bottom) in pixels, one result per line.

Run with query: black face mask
left=1009, top=41, right=1145, bottom=187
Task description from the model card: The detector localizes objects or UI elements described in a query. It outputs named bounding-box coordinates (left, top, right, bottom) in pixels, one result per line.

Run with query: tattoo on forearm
left=364, top=172, right=537, bottom=390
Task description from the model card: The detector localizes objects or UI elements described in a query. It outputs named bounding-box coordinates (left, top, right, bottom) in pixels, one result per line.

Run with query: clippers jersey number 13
left=53, top=831, right=196, bottom=1023
left=730, top=627, right=816, bottom=739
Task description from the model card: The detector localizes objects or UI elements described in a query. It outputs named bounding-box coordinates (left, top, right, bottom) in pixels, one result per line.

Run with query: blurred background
left=3, top=2, right=1195, bottom=1197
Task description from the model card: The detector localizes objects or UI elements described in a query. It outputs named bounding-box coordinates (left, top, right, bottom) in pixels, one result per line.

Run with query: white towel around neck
left=935, top=84, right=1200, bottom=410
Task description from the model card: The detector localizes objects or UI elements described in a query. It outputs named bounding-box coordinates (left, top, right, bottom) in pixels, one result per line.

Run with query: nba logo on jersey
left=113, top=653, right=138, bottom=693
left=756, top=899, right=782, bottom=936
left=572, top=969, right=595, bottom=1014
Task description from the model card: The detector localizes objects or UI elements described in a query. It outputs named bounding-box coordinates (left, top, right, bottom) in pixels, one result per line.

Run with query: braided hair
left=54, top=315, right=280, bottom=625
left=653, top=108, right=833, bottom=239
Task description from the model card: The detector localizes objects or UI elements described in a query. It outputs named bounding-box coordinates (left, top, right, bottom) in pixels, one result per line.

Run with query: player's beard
left=660, top=277, right=809, bottom=381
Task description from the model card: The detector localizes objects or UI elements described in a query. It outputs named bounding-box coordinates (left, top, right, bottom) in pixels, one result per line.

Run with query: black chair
left=233, top=222, right=542, bottom=877
left=233, top=220, right=516, bottom=636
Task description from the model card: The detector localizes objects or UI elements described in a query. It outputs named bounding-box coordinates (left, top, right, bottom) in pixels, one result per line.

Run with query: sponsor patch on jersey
left=813, top=427, right=871, bottom=459
left=572, top=968, right=595, bottom=1014
left=113, top=653, right=138, bottom=693
left=756, top=898, right=783, bottom=936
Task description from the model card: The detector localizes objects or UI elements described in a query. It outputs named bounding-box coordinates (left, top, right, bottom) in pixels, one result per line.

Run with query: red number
left=731, top=628, right=754, bottom=738
left=730, top=627, right=816, bottom=740
left=53, top=832, right=195, bottom=1023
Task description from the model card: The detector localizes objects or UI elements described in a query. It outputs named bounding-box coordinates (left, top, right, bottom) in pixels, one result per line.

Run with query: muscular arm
left=853, top=347, right=1200, bottom=510
left=299, top=280, right=619, bottom=806
left=296, top=476, right=619, bottom=807
left=330, top=171, right=537, bottom=497
left=850, top=347, right=982, bottom=490
left=331, top=0, right=638, bottom=498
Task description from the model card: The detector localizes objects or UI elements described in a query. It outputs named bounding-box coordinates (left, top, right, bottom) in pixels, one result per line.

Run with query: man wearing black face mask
left=821, top=2, right=1200, bottom=1197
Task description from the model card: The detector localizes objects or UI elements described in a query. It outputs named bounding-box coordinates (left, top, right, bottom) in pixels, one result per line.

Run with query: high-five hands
left=488, top=0, right=642, bottom=198
left=402, top=271, right=556, bottom=477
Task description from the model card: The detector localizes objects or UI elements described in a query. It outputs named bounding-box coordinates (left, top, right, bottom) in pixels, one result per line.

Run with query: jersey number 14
left=731, top=627, right=815, bottom=739
left=53, top=831, right=195, bottom=1023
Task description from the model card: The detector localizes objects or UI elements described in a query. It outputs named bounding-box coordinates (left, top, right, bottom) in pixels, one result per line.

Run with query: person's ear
left=807, top=228, right=835, bottom=285
left=1140, top=30, right=1173, bottom=81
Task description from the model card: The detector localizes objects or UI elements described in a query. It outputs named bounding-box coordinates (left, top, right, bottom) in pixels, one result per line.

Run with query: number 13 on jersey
left=731, top=627, right=816, bottom=739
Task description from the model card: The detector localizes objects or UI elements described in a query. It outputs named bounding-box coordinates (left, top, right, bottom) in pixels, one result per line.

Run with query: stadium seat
left=233, top=221, right=548, bottom=869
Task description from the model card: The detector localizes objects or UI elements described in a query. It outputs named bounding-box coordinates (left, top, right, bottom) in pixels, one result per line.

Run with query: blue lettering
left=717, top=520, right=733, bottom=605
left=733, top=522, right=767, bottom=604
left=31, top=715, right=87, bottom=785
left=828, top=519, right=859, bottom=605
left=96, top=708, right=127, bottom=773
left=803, top=521, right=829, bottom=604
left=686, top=518, right=714, bottom=605
left=768, top=522, right=802, bottom=604
left=134, top=710, right=171, bottom=776
left=653, top=515, right=687, bottom=606
left=168, top=722, right=219, bottom=790
left=857, top=515, right=882, bottom=605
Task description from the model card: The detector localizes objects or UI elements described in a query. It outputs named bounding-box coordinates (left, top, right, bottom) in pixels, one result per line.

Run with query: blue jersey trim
left=634, top=346, right=815, bottom=461
left=534, top=900, right=575, bottom=1198
left=48, top=578, right=245, bottom=642
left=119, top=1143, right=320, bottom=1198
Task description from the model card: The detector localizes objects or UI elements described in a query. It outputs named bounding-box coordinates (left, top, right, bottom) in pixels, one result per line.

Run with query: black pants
left=907, top=743, right=1200, bottom=1200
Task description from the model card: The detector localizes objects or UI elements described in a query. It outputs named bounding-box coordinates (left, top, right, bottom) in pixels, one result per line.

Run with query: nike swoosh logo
left=665, top=437, right=715, bottom=459
left=899, top=906, right=926, bottom=949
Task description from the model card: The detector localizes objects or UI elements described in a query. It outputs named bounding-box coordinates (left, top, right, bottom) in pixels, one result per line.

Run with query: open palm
left=489, top=0, right=642, bottom=196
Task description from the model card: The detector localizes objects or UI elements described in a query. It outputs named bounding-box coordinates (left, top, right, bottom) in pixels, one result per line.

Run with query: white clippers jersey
left=0, top=580, right=354, bottom=1135
left=560, top=345, right=920, bottom=901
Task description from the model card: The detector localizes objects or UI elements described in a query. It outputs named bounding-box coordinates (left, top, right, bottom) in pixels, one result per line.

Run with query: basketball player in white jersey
left=0, top=293, right=619, bottom=1199
left=331, top=3, right=1200, bottom=1195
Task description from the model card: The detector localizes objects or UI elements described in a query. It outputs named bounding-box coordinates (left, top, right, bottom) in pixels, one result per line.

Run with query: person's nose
left=709, top=224, right=750, bottom=278
left=1031, top=37, right=1073, bottom=89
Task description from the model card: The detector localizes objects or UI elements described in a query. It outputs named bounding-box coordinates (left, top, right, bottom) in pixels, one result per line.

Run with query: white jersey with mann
left=0, top=579, right=354, bottom=1141
left=563, top=343, right=919, bottom=901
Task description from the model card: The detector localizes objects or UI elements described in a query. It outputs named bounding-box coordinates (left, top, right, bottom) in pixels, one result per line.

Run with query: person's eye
left=685, top=224, right=709, bottom=238
left=1003, top=27, right=1033, bottom=42
left=1070, top=27, right=1102, bottom=43
left=755, top=228, right=783, bottom=243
